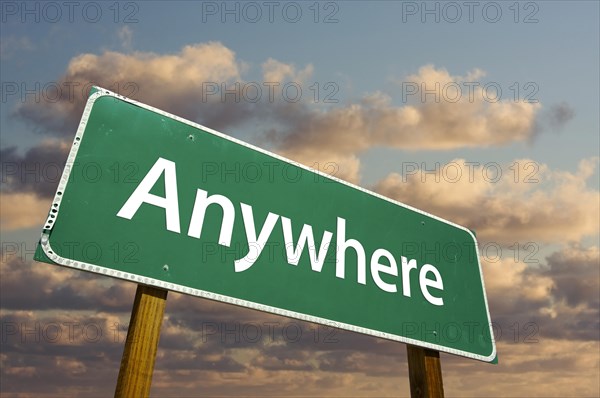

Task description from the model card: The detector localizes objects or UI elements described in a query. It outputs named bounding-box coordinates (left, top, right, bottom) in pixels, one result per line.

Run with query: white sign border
left=39, top=87, right=497, bottom=363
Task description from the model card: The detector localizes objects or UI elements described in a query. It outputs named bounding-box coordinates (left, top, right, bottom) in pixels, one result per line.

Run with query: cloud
left=272, top=65, right=543, bottom=182
left=0, top=193, right=52, bottom=231
left=1, top=250, right=412, bottom=396
left=282, top=65, right=540, bottom=154
left=0, top=249, right=136, bottom=311
left=374, top=157, right=600, bottom=245
left=1, top=140, right=70, bottom=198
left=442, top=338, right=600, bottom=397
left=546, top=245, right=599, bottom=308
left=0, top=309, right=126, bottom=397
left=0, top=35, right=35, bottom=58
left=13, top=42, right=246, bottom=134
left=117, top=26, right=133, bottom=50
left=483, top=257, right=553, bottom=315
left=12, top=45, right=548, bottom=185
left=2, top=241, right=599, bottom=396
left=481, top=243, right=599, bottom=342
left=262, top=58, right=314, bottom=84
left=541, top=102, right=576, bottom=132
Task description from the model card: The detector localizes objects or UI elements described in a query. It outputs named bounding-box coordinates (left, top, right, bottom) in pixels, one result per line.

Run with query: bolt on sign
left=35, top=87, right=496, bottom=362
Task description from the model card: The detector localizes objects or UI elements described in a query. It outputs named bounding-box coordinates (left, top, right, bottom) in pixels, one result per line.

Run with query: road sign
left=36, top=87, right=496, bottom=362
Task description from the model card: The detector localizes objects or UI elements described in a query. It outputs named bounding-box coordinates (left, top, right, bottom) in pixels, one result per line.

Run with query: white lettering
left=401, top=256, right=418, bottom=297
left=234, top=203, right=279, bottom=272
left=281, top=216, right=333, bottom=272
left=370, top=249, right=398, bottom=293
left=419, top=264, right=444, bottom=306
left=116, top=157, right=446, bottom=306
left=116, top=157, right=180, bottom=233
left=335, top=217, right=366, bottom=285
left=187, top=189, right=235, bottom=246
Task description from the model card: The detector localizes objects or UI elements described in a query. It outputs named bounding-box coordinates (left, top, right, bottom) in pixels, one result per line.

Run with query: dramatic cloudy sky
left=1, top=1, right=599, bottom=397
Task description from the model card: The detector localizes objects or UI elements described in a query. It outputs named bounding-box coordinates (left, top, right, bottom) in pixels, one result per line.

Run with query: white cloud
left=0, top=35, right=35, bottom=58
left=262, top=58, right=314, bottom=83
left=117, top=26, right=133, bottom=50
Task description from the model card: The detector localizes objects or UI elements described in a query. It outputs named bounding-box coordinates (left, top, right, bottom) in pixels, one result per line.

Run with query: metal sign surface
left=36, top=88, right=496, bottom=362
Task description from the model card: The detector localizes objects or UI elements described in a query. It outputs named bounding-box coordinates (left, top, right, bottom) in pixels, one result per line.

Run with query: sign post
left=34, top=87, right=496, bottom=397
left=114, top=284, right=168, bottom=398
left=407, top=345, right=444, bottom=398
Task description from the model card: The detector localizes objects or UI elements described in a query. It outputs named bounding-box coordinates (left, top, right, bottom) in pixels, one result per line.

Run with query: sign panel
left=36, top=87, right=496, bottom=361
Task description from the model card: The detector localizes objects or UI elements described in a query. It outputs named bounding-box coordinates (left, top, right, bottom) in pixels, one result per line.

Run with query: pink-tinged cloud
left=14, top=42, right=247, bottom=134
left=274, top=66, right=543, bottom=182
left=11, top=44, right=558, bottom=186
left=374, top=158, right=600, bottom=244
left=0, top=193, right=51, bottom=231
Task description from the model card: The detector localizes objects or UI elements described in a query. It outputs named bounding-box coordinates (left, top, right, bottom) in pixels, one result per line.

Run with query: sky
left=1, top=0, right=599, bottom=397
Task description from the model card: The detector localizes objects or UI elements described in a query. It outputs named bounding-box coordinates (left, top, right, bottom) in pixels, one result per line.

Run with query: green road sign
left=36, top=87, right=496, bottom=362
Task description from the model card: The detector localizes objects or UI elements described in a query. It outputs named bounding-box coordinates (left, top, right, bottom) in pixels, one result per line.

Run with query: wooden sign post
left=407, top=345, right=445, bottom=398
left=114, top=285, right=168, bottom=398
